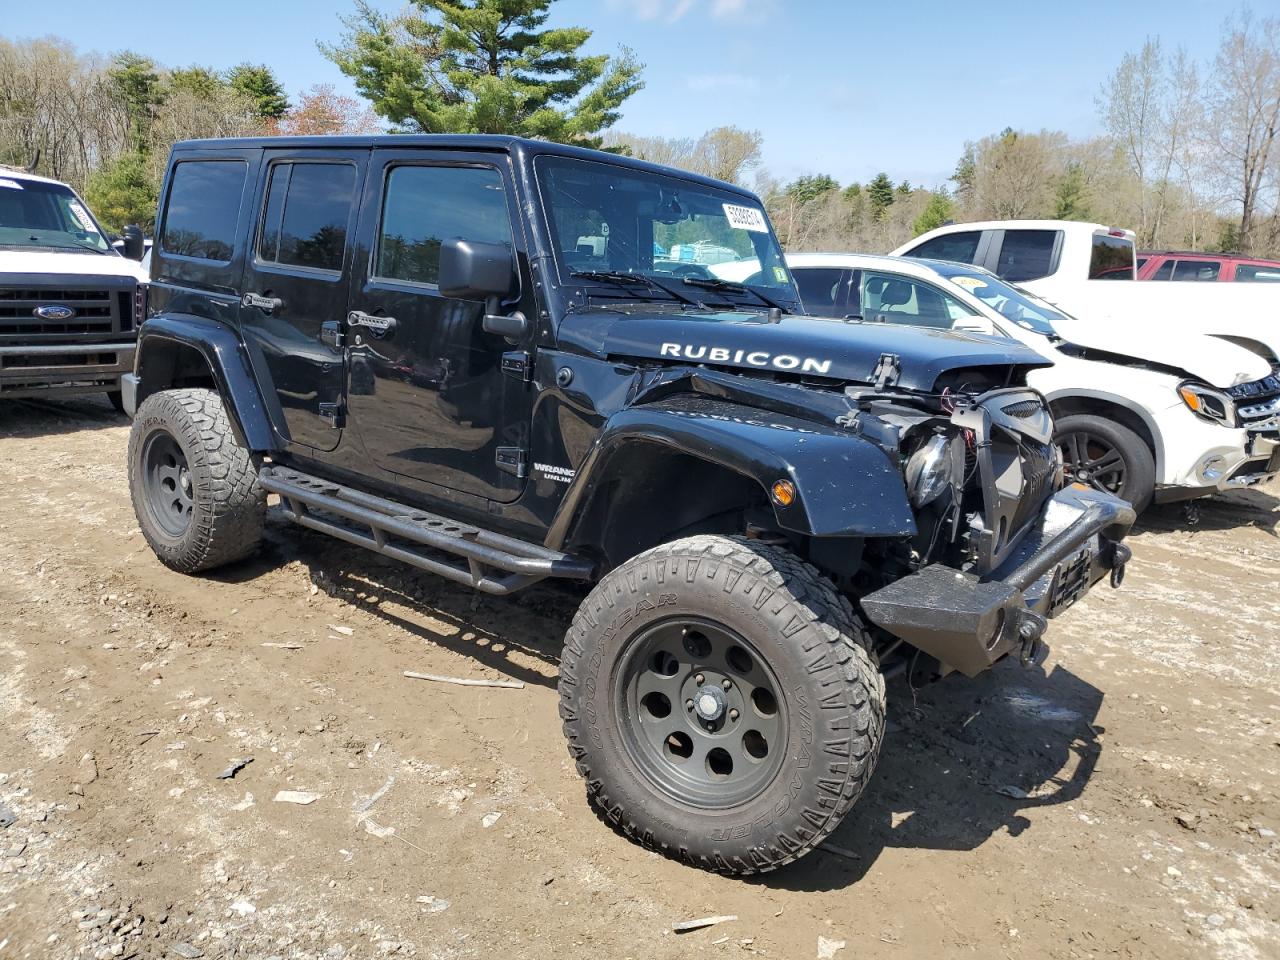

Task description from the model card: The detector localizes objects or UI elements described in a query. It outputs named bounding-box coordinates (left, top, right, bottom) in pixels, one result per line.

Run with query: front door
left=346, top=150, right=532, bottom=503
left=239, top=150, right=367, bottom=451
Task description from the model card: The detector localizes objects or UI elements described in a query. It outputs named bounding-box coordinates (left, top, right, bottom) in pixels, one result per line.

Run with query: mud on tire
left=558, top=534, right=886, bottom=874
left=128, top=388, right=266, bottom=573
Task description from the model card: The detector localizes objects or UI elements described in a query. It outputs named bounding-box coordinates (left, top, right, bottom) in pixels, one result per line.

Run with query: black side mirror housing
left=121, top=224, right=146, bottom=261
left=437, top=238, right=527, bottom=341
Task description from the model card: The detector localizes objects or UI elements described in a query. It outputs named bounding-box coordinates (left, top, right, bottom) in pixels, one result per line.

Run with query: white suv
left=772, top=252, right=1280, bottom=511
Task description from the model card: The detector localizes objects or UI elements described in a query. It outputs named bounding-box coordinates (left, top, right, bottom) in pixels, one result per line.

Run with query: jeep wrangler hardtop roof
left=170, top=134, right=760, bottom=201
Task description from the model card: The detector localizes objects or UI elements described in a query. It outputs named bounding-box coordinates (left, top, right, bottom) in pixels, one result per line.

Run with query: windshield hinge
left=871, top=353, right=901, bottom=390
left=501, top=350, right=534, bottom=382
left=495, top=446, right=528, bottom=478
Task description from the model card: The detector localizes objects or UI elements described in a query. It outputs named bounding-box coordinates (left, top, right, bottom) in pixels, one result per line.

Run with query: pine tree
left=912, top=192, right=954, bottom=236
left=108, top=53, right=162, bottom=153
left=322, top=0, right=643, bottom=147
left=228, top=64, right=290, bottom=120
left=867, top=172, right=895, bottom=220
left=84, top=152, right=157, bottom=231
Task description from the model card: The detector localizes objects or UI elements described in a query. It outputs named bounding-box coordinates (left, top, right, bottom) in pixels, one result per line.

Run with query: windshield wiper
left=570, top=270, right=703, bottom=309
left=19, top=234, right=108, bottom=255
left=682, top=276, right=789, bottom=313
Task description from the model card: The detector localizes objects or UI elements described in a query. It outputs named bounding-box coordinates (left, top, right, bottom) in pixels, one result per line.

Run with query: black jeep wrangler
left=123, top=135, right=1134, bottom=874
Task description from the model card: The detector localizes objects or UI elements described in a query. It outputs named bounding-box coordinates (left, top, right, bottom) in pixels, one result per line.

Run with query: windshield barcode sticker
left=723, top=203, right=768, bottom=233
left=68, top=201, right=96, bottom=231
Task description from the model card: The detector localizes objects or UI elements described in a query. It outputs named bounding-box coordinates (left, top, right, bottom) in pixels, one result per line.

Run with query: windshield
left=931, top=262, right=1067, bottom=336
left=0, top=175, right=110, bottom=253
left=535, top=155, right=798, bottom=308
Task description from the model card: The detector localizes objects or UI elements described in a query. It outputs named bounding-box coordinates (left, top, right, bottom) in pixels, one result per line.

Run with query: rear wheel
left=558, top=534, right=885, bottom=874
left=1054, top=413, right=1155, bottom=512
left=128, top=388, right=265, bottom=573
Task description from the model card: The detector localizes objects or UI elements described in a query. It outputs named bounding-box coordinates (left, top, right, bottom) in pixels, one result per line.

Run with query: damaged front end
left=860, top=387, right=1135, bottom=677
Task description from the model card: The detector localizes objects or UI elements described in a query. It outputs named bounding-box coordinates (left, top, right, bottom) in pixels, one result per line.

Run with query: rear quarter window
left=1236, top=264, right=1280, bottom=282
left=1089, top=233, right=1134, bottom=280
left=160, top=160, right=248, bottom=262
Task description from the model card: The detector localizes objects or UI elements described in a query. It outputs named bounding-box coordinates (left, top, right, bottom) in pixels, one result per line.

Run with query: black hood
left=557, top=306, right=1049, bottom=392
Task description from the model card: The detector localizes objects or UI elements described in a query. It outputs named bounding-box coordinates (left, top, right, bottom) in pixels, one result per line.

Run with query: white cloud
left=686, top=72, right=760, bottom=92
left=606, top=0, right=773, bottom=23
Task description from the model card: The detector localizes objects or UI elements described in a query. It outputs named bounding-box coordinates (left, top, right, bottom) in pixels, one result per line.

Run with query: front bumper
left=860, top=485, right=1135, bottom=677
left=1154, top=432, right=1280, bottom=503
left=0, top=340, right=136, bottom=399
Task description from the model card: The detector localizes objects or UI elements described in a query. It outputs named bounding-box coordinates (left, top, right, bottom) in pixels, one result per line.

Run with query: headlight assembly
left=1177, top=381, right=1236, bottom=426
left=905, top=434, right=958, bottom=508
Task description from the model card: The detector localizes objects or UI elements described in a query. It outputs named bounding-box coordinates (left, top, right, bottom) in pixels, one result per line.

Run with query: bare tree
left=603, top=126, right=761, bottom=184
left=1200, top=10, right=1280, bottom=252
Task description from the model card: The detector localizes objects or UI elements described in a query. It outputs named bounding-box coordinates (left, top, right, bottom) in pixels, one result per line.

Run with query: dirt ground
left=0, top=395, right=1276, bottom=960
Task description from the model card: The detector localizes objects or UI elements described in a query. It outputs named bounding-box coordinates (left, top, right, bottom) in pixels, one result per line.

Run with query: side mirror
left=438, top=238, right=527, bottom=341
left=121, top=224, right=146, bottom=261
left=953, top=315, right=996, bottom=336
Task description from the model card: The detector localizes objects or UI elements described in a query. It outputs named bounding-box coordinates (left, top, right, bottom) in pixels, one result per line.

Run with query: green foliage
left=108, top=52, right=162, bottom=152
left=896, top=180, right=912, bottom=196
left=867, top=172, right=895, bottom=220
left=168, top=66, right=223, bottom=100
left=322, top=0, right=642, bottom=147
left=841, top=182, right=861, bottom=201
left=228, top=63, right=290, bottom=119
left=785, top=174, right=839, bottom=205
left=83, top=152, right=157, bottom=231
left=1215, top=220, right=1240, bottom=253
left=912, top=192, right=954, bottom=236
left=1051, top=162, right=1089, bottom=220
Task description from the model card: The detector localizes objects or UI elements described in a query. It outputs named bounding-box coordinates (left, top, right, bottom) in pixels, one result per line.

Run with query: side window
left=257, top=162, right=356, bottom=273
left=1135, top=256, right=1148, bottom=270
left=903, top=231, right=981, bottom=265
left=1151, top=259, right=1174, bottom=280
left=792, top=267, right=846, bottom=316
left=1171, top=260, right=1221, bottom=282
left=375, top=165, right=513, bottom=286
left=1236, top=264, right=1280, bottom=282
left=1089, top=233, right=1134, bottom=279
left=996, top=229, right=1059, bottom=282
left=160, top=160, right=247, bottom=262
left=856, top=272, right=967, bottom=329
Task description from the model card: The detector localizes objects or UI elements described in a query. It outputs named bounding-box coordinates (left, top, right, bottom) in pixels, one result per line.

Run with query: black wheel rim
left=141, top=429, right=194, bottom=538
left=615, top=617, right=787, bottom=809
left=1058, top=431, right=1127, bottom=496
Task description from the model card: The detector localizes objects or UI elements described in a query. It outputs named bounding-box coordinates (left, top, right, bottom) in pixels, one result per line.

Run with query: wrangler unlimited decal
left=659, top=342, right=833, bottom=375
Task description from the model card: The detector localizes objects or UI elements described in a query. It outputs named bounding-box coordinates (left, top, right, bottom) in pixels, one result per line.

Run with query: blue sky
left=10, top=0, right=1275, bottom=188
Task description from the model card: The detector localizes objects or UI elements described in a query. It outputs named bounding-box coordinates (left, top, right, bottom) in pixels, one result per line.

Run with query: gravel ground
left=0, top=395, right=1276, bottom=960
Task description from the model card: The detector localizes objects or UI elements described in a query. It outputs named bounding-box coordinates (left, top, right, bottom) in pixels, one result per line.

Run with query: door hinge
left=319, top=321, right=345, bottom=350
left=501, top=350, right=534, bottom=382
left=495, top=446, right=527, bottom=478
left=319, top=402, right=345, bottom=429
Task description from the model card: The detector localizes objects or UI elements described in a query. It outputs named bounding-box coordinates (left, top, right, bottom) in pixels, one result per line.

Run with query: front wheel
left=128, top=388, right=266, bottom=573
left=1054, top=413, right=1156, bottom=512
left=558, top=535, right=885, bottom=874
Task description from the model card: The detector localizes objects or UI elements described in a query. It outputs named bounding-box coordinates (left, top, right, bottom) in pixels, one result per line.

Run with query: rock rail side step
left=260, top=466, right=595, bottom=595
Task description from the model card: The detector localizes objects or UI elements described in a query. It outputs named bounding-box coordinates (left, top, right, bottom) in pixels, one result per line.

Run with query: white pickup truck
left=0, top=167, right=148, bottom=406
left=892, top=219, right=1280, bottom=364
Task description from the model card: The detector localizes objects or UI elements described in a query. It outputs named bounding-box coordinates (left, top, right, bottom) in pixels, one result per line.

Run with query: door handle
left=242, top=292, right=283, bottom=313
left=347, top=310, right=398, bottom=339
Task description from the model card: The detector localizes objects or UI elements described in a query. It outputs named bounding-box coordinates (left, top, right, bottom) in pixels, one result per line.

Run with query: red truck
left=1137, top=250, right=1280, bottom=282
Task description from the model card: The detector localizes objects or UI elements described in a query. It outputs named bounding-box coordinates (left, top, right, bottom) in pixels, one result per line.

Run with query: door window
left=996, top=229, right=1060, bottom=281
left=1170, top=260, right=1221, bottom=281
left=160, top=160, right=247, bottom=262
left=374, top=165, right=513, bottom=286
left=792, top=267, right=846, bottom=316
left=257, top=162, right=357, bottom=273
left=1089, top=233, right=1134, bottom=279
left=902, top=230, right=981, bottom=264
left=856, top=272, right=970, bottom=329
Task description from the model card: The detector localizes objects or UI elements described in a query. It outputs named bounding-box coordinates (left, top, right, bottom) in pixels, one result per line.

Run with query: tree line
left=2, top=0, right=1279, bottom=257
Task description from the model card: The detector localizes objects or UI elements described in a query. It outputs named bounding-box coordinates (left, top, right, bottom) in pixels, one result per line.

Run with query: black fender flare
left=134, top=313, right=277, bottom=452
left=546, top=397, right=916, bottom=550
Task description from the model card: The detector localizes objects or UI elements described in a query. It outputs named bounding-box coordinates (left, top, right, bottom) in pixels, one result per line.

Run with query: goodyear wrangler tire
left=558, top=534, right=885, bottom=874
left=128, top=388, right=265, bottom=573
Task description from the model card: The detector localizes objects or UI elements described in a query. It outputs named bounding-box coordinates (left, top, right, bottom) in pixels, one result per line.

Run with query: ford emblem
left=34, top=304, right=76, bottom=321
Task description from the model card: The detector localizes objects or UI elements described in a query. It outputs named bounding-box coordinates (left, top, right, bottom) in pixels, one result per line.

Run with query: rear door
left=345, top=148, right=532, bottom=503
left=791, top=266, right=850, bottom=317
left=239, top=150, right=367, bottom=452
